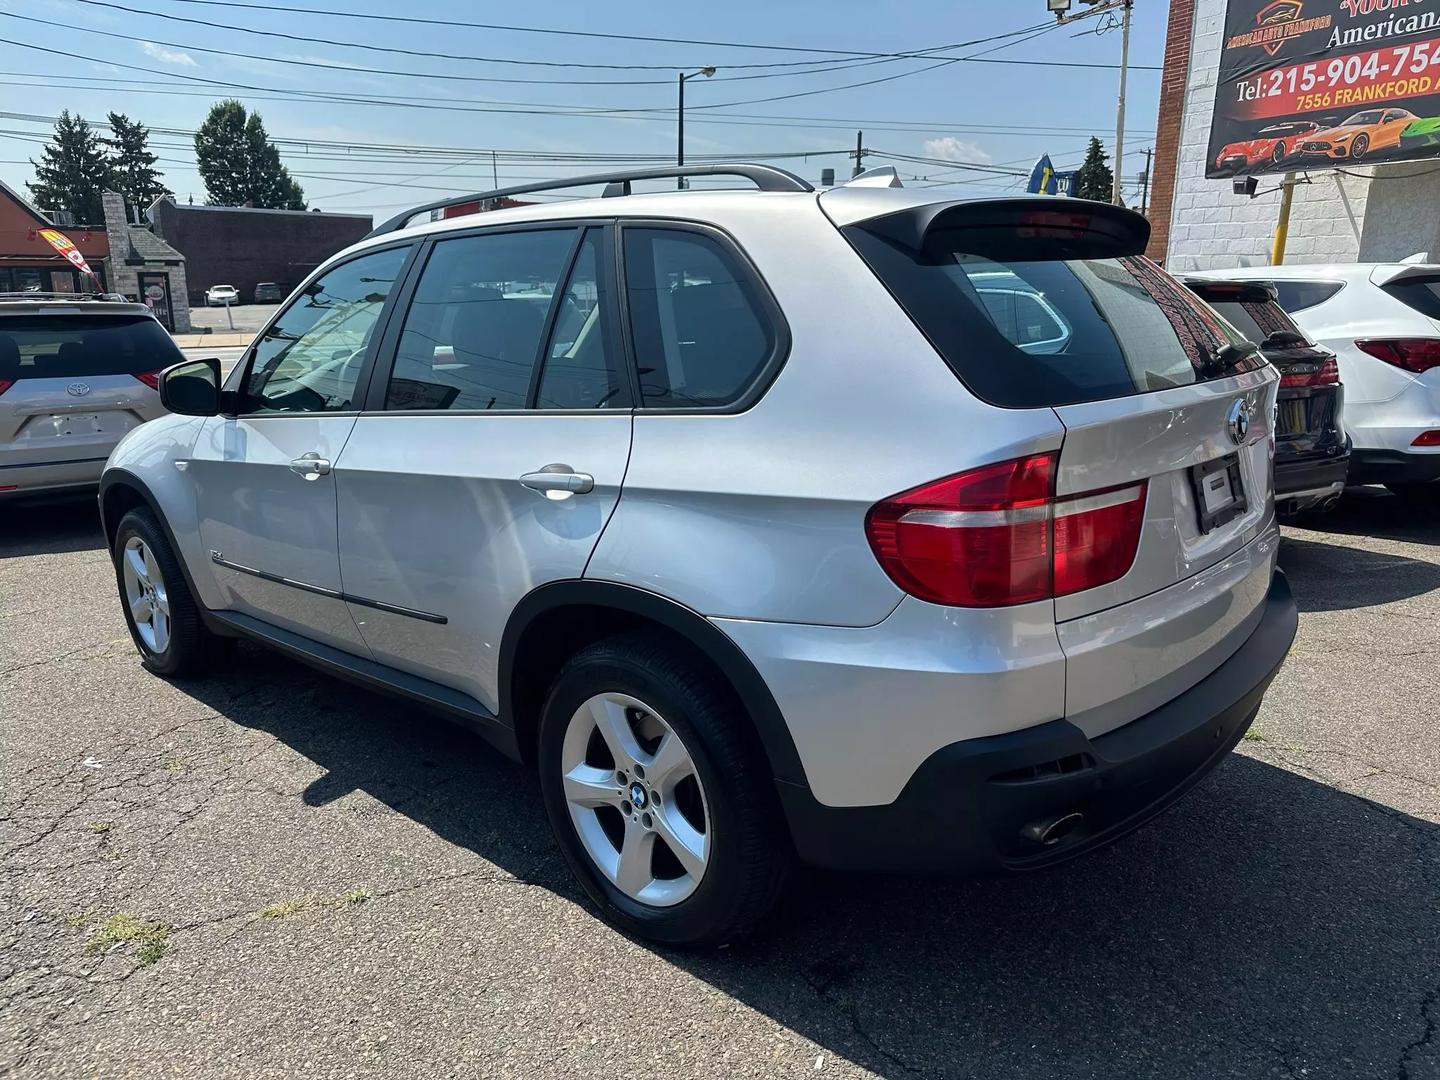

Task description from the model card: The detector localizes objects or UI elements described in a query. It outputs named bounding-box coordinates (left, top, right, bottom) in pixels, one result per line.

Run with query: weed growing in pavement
left=161, top=759, right=186, bottom=775
left=85, top=913, right=169, bottom=965
left=86, top=821, right=112, bottom=833
left=258, top=896, right=311, bottom=919
left=340, top=888, right=372, bottom=908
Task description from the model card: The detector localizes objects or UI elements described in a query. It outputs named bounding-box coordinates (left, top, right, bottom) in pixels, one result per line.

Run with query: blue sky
left=0, top=0, right=1168, bottom=220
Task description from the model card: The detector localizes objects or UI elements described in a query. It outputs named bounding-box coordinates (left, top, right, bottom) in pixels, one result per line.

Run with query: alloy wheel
left=121, top=535, right=170, bottom=653
left=559, top=692, right=711, bottom=907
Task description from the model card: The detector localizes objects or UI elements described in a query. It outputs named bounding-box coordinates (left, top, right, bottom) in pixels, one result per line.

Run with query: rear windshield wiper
left=1260, top=329, right=1307, bottom=349
left=1201, top=340, right=1260, bottom=378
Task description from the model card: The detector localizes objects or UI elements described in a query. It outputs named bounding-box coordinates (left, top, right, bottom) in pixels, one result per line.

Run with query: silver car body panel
left=334, top=412, right=634, bottom=712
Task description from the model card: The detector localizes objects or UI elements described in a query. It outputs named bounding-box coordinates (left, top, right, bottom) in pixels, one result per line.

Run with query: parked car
left=1180, top=276, right=1349, bottom=513
left=1213, top=121, right=1320, bottom=174
left=1398, top=115, right=1440, bottom=154
left=99, top=167, right=1297, bottom=945
left=253, top=282, right=286, bottom=304
left=1300, top=107, right=1418, bottom=161
left=205, top=285, right=238, bottom=307
left=1202, top=262, right=1440, bottom=495
left=0, top=293, right=180, bottom=500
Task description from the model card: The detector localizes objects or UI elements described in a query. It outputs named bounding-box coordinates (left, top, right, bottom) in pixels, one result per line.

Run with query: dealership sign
left=1208, top=0, right=1440, bottom=178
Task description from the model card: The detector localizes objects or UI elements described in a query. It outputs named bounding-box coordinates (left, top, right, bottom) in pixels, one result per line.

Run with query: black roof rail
left=366, top=163, right=814, bottom=238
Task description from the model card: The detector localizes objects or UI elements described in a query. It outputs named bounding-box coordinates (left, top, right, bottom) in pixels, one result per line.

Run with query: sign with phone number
left=1207, top=1, right=1440, bottom=179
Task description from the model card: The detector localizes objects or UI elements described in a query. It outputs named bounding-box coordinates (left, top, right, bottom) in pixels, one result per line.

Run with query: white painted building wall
left=1157, top=0, right=1370, bottom=275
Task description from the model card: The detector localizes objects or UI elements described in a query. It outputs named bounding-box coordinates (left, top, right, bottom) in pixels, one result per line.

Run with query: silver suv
left=1, top=294, right=177, bottom=500
left=100, top=165, right=1298, bottom=946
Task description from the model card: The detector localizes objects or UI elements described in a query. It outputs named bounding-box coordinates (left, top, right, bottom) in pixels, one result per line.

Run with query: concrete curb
left=172, top=332, right=253, bottom=348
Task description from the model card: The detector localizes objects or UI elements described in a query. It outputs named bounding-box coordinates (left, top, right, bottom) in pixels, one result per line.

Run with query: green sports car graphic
left=1399, top=116, right=1440, bottom=153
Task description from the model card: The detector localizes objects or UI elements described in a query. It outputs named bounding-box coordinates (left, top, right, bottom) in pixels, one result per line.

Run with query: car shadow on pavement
left=175, top=649, right=1440, bottom=1080
left=1279, top=533, right=1440, bottom=612
left=1307, top=485, right=1440, bottom=545
left=0, top=495, right=105, bottom=557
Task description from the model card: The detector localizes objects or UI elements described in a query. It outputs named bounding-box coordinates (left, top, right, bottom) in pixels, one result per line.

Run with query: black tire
left=1272, top=142, right=1286, bottom=165
left=112, top=508, right=227, bottom=677
left=1351, top=134, right=1369, bottom=161
left=537, top=632, right=792, bottom=947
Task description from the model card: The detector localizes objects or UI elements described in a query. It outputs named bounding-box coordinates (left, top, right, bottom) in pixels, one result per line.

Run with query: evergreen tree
left=27, top=111, right=112, bottom=224
left=194, top=101, right=305, bottom=210
left=1074, top=137, right=1115, bottom=202
left=104, top=112, right=169, bottom=217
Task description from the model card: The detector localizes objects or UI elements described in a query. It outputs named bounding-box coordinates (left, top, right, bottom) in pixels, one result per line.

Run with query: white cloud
left=922, top=137, right=992, bottom=165
left=139, top=41, right=196, bottom=67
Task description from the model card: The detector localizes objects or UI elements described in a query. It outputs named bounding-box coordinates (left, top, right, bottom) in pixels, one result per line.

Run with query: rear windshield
left=0, top=315, right=182, bottom=380
left=845, top=227, right=1258, bottom=408
left=1381, top=275, right=1440, bottom=320
left=1271, top=279, right=1343, bottom=314
left=1205, top=299, right=1302, bottom=347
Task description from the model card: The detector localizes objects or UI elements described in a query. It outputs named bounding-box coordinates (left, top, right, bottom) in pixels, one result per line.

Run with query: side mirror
left=159, top=357, right=222, bottom=416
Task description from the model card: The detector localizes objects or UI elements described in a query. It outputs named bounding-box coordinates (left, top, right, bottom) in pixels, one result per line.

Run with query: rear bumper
left=1348, top=447, right=1440, bottom=485
left=1274, top=450, right=1349, bottom=508
left=779, top=570, right=1297, bottom=874
left=0, top=455, right=109, bottom=496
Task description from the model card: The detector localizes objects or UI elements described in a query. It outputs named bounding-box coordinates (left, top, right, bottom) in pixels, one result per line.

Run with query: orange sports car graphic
left=1299, top=107, right=1419, bottom=161
left=1214, top=120, right=1320, bottom=173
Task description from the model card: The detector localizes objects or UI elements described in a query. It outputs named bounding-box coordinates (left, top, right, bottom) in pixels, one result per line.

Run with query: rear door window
left=845, top=225, right=1254, bottom=408
left=621, top=226, right=779, bottom=409
left=0, top=314, right=181, bottom=380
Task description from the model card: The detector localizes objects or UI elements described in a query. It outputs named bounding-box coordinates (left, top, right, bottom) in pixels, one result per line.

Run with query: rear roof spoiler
left=1177, top=276, right=1277, bottom=305
left=851, top=197, right=1151, bottom=260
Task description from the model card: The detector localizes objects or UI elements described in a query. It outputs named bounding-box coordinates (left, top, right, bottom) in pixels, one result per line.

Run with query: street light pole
left=677, top=66, right=716, bottom=189
left=1112, top=0, right=1133, bottom=206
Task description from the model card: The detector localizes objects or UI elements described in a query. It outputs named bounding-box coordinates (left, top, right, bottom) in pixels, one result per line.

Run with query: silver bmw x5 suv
left=100, top=165, right=1298, bottom=945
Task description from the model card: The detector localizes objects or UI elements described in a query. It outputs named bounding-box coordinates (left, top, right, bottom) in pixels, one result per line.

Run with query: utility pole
left=1048, top=0, right=1134, bottom=206
left=852, top=130, right=865, bottom=178
left=1139, top=147, right=1152, bottom=215
left=1272, top=172, right=1299, bottom=264
left=1112, top=0, right=1133, bottom=206
left=677, top=66, right=716, bottom=189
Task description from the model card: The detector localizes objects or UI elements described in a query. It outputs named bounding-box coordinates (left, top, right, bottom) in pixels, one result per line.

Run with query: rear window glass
left=1271, top=280, right=1343, bottom=314
left=1205, top=299, right=1299, bottom=346
left=1381, top=276, right=1440, bottom=320
left=845, top=227, right=1254, bottom=409
left=0, top=314, right=181, bottom=380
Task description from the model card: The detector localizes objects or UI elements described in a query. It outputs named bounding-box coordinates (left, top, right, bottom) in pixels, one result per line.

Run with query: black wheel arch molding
left=500, top=579, right=810, bottom=792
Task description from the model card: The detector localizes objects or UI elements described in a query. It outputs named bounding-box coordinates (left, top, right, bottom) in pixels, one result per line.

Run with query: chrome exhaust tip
left=1020, top=811, right=1086, bottom=847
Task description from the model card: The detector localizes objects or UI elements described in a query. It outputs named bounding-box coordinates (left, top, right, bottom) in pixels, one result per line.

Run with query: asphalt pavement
left=1, top=490, right=1438, bottom=1079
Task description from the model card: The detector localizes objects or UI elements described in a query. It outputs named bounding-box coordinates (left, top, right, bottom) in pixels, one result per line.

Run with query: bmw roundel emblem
left=66, top=382, right=91, bottom=397
left=1227, top=399, right=1250, bottom=445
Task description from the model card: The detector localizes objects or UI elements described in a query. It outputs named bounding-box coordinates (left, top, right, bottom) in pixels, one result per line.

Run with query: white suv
left=1203, top=262, right=1440, bottom=494
left=100, top=166, right=1297, bottom=945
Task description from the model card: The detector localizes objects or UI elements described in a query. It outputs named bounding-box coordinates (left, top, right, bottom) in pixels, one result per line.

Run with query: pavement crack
left=1399, top=983, right=1438, bottom=1080
left=801, top=955, right=924, bottom=1077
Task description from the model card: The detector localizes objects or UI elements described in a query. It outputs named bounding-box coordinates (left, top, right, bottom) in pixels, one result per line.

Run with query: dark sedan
left=1182, top=276, right=1350, bottom=514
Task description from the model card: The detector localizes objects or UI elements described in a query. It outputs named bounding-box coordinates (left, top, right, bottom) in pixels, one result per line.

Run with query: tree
left=193, top=101, right=305, bottom=210
left=1074, top=137, right=1115, bottom=202
left=104, top=113, right=169, bottom=218
left=27, top=111, right=113, bottom=225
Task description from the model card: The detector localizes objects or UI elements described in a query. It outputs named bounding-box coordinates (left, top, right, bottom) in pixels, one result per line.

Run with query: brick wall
left=1160, top=0, right=1375, bottom=271
left=1146, top=0, right=1194, bottom=261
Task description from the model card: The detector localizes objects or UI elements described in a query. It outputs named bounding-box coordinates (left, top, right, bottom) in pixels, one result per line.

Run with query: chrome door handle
left=520, top=464, right=594, bottom=496
left=289, top=453, right=332, bottom=480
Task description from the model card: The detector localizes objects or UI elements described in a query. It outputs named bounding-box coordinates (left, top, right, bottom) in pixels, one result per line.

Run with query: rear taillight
left=1412, top=430, right=1440, bottom=447
left=1278, top=357, right=1339, bottom=388
left=865, top=453, right=1148, bottom=607
left=0, top=378, right=12, bottom=397
left=1355, top=338, right=1440, bottom=373
left=132, top=370, right=162, bottom=390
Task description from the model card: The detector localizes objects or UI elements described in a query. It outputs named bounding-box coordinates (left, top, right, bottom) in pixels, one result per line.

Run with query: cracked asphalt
left=2, top=490, right=1438, bottom=1079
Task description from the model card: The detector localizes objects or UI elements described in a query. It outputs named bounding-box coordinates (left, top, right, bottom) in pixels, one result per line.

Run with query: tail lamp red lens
left=1355, top=338, right=1440, bottom=374
left=0, top=378, right=12, bottom=397
left=132, top=369, right=162, bottom=390
left=1278, top=357, right=1339, bottom=388
left=1412, top=430, right=1440, bottom=447
left=865, top=453, right=1148, bottom=607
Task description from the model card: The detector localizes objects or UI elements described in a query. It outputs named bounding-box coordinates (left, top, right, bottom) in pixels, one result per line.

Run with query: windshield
left=845, top=227, right=1258, bottom=408
left=1344, top=111, right=1382, bottom=125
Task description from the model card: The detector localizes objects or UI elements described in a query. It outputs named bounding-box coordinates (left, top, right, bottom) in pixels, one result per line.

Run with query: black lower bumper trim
left=1348, top=448, right=1440, bottom=486
left=1274, top=452, right=1349, bottom=504
left=779, top=571, right=1299, bottom=875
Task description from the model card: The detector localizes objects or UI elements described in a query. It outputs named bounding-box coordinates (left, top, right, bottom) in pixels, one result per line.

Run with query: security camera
left=1233, top=175, right=1259, bottom=198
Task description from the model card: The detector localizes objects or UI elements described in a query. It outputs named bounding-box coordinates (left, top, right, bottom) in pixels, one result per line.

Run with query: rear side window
left=386, top=228, right=576, bottom=411
left=622, top=227, right=777, bottom=408
left=1272, top=280, right=1343, bottom=314
left=0, top=315, right=181, bottom=380
left=845, top=227, right=1253, bottom=409
left=1381, top=276, right=1440, bottom=320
